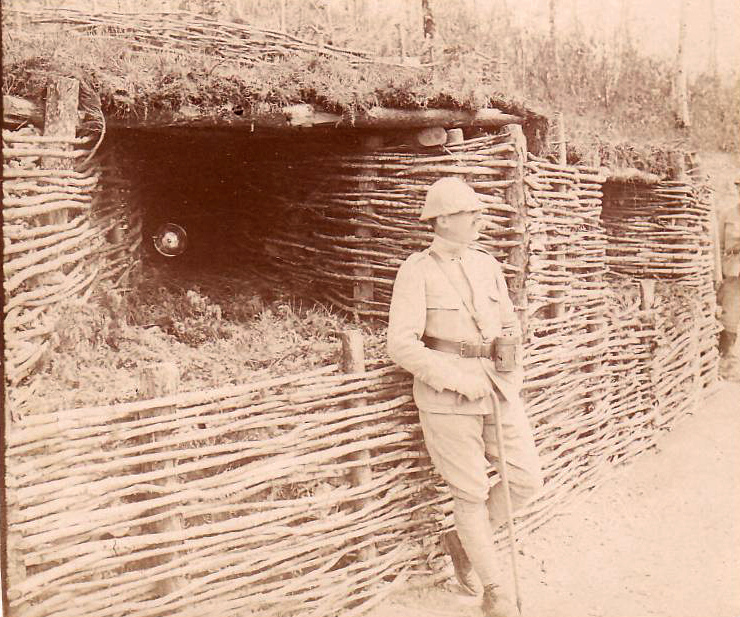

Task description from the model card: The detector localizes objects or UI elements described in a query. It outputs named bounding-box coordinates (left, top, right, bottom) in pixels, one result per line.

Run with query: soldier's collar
left=430, top=235, right=468, bottom=260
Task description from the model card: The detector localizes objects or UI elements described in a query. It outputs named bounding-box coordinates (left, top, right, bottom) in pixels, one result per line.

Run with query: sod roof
left=3, top=7, right=697, bottom=176
left=2, top=8, right=546, bottom=130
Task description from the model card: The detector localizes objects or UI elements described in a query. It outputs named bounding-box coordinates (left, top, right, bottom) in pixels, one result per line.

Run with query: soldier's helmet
left=420, top=177, right=485, bottom=221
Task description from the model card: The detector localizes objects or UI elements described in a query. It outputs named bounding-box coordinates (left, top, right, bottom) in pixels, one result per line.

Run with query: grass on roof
left=2, top=24, right=537, bottom=122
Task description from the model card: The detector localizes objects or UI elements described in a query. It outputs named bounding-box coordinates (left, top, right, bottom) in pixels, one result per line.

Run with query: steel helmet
left=420, top=177, right=485, bottom=221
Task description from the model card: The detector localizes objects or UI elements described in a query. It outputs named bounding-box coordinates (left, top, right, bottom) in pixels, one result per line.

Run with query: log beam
left=41, top=78, right=80, bottom=226
left=3, top=95, right=44, bottom=125
left=4, top=95, right=527, bottom=130
left=102, top=104, right=525, bottom=130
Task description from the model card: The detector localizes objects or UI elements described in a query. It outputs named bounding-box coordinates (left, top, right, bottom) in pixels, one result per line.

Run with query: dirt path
left=369, top=381, right=740, bottom=617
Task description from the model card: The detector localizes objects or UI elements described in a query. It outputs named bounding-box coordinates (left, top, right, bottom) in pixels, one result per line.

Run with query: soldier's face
left=437, top=209, right=485, bottom=244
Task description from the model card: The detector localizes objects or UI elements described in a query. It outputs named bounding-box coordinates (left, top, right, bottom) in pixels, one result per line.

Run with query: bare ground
left=367, top=151, right=740, bottom=617
left=368, top=380, right=740, bottom=617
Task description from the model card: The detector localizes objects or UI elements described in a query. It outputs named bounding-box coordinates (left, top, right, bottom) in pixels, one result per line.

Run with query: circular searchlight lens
left=153, top=223, right=188, bottom=257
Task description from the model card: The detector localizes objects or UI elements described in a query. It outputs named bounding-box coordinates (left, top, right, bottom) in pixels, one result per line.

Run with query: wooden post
left=338, top=330, right=376, bottom=560
left=639, top=279, right=656, bottom=310
left=668, top=151, right=687, bottom=181
left=42, top=77, right=79, bottom=226
left=555, top=111, right=567, bottom=167
left=5, top=465, right=28, bottom=615
left=549, top=112, right=567, bottom=319
left=504, top=124, right=529, bottom=336
left=138, top=362, right=187, bottom=597
left=354, top=135, right=383, bottom=316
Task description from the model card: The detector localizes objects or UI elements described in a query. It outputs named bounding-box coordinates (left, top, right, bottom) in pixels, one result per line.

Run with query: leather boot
left=441, top=530, right=479, bottom=596
left=482, top=584, right=516, bottom=617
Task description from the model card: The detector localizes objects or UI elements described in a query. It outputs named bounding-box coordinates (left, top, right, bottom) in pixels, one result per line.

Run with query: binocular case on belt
left=493, top=335, right=522, bottom=372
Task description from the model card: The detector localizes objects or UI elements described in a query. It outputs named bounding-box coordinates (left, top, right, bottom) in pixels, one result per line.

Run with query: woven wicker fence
left=5, top=286, right=710, bottom=617
left=7, top=6, right=374, bottom=67
left=250, top=129, right=526, bottom=318
left=4, top=123, right=721, bottom=616
left=601, top=167, right=719, bottom=389
left=3, top=113, right=141, bottom=386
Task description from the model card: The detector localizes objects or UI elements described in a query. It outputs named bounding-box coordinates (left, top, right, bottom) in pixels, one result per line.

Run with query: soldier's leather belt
left=422, top=335, right=494, bottom=359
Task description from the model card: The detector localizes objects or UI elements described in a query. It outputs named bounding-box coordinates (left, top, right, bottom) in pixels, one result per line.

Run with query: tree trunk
left=421, top=0, right=435, bottom=63
left=620, top=0, right=632, bottom=49
left=549, top=0, right=556, bottom=42
left=675, top=0, right=691, bottom=128
left=708, top=0, right=718, bottom=78
left=549, top=0, right=559, bottom=73
left=280, top=0, right=287, bottom=31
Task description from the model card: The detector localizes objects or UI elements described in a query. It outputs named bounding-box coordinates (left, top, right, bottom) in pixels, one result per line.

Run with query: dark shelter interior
left=107, top=127, right=370, bottom=275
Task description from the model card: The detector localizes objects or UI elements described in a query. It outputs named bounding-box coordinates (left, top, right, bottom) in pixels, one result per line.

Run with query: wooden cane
left=491, top=390, right=523, bottom=616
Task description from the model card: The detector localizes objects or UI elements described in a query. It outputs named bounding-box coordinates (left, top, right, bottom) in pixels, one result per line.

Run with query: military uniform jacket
left=387, top=235, right=523, bottom=414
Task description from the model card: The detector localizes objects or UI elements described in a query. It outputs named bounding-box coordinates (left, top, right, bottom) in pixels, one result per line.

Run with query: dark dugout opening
left=103, top=124, right=515, bottom=318
left=107, top=127, right=368, bottom=279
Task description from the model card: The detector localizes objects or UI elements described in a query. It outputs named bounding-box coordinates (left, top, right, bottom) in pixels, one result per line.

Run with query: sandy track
left=370, top=381, right=740, bottom=617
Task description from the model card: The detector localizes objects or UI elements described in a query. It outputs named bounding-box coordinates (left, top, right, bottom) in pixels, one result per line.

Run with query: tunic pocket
left=425, top=293, right=460, bottom=337
left=426, top=293, right=459, bottom=310
left=476, top=290, right=502, bottom=340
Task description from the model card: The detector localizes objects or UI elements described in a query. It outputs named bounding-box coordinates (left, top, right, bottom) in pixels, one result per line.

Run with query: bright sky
left=517, top=0, right=740, bottom=77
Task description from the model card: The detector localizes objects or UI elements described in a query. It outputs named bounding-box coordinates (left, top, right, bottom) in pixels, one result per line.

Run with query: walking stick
left=491, top=391, right=523, bottom=616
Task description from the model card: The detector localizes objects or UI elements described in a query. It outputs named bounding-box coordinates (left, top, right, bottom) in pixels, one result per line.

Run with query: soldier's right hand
left=454, top=376, right=492, bottom=401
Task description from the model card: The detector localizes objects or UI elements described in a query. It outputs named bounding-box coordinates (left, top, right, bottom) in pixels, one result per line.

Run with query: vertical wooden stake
left=138, top=362, right=187, bottom=597
left=42, top=77, right=79, bottom=226
left=639, top=279, right=656, bottom=310
left=668, top=151, right=687, bottom=181
left=354, top=135, right=383, bottom=316
left=549, top=112, right=567, bottom=319
left=4, top=475, right=29, bottom=615
left=504, top=124, right=529, bottom=336
left=339, top=330, right=376, bottom=560
left=555, top=111, right=567, bottom=167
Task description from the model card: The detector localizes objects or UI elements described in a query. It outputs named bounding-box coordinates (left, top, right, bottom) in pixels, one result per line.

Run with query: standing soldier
left=387, top=177, right=543, bottom=617
left=717, top=178, right=740, bottom=374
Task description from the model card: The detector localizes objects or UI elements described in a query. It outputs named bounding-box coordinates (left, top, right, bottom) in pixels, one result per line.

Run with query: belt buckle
left=459, top=341, right=468, bottom=357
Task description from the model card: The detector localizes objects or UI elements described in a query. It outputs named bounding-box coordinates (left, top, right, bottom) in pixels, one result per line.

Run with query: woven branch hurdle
left=249, top=130, right=526, bottom=318
left=7, top=7, right=375, bottom=67
left=5, top=122, right=721, bottom=616
left=5, top=283, right=711, bottom=617
left=3, top=86, right=142, bottom=386
left=601, top=168, right=719, bottom=389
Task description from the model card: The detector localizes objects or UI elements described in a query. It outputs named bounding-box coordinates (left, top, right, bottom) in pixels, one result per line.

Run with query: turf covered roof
left=3, top=8, right=546, bottom=130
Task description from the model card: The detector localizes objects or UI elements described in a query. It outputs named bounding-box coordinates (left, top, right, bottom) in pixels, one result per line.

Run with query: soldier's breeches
left=418, top=397, right=543, bottom=505
left=419, top=397, right=543, bottom=584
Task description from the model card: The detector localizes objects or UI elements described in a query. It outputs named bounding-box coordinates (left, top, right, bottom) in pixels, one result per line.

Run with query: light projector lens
left=153, top=223, right=188, bottom=257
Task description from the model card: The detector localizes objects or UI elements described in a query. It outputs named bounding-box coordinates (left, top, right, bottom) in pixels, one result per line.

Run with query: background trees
left=9, top=0, right=739, bottom=151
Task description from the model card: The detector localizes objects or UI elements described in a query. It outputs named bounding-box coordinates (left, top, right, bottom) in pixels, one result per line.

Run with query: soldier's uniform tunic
left=388, top=233, right=542, bottom=587
left=718, top=197, right=740, bottom=356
